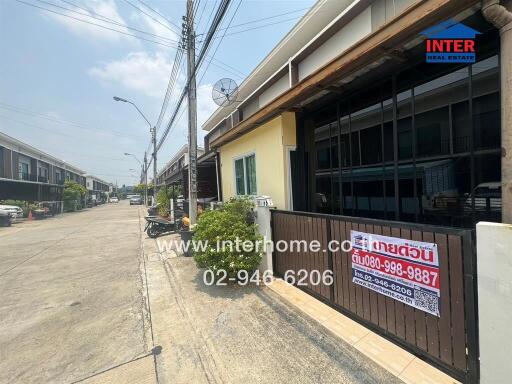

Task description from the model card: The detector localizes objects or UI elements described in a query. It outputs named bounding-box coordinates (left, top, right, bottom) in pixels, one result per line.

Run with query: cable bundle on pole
left=156, top=0, right=232, bottom=152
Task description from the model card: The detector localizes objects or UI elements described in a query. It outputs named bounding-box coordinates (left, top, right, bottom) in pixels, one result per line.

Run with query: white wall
left=298, top=6, right=372, bottom=81
left=258, top=74, right=290, bottom=108
left=241, top=97, right=260, bottom=120
left=477, top=222, right=512, bottom=384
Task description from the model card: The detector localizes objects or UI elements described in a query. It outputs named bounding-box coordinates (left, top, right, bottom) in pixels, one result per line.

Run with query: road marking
left=0, top=228, right=24, bottom=237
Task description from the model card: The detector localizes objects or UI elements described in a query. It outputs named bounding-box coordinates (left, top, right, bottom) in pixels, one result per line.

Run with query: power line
left=196, top=6, right=309, bottom=35
left=205, top=15, right=301, bottom=41
left=155, top=46, right=185, bottom=131
left=52, top=0, right=178, bottom=43
left=136, top=0, right=182, bottom=33
left=123, top=0, right=180, bottom=35
left=156, top=0, right=232, bottom=152
left=0, top=102, right=146, bottom=139
left=14, top=0, right=179, bottom=48
left=195, top=0, right=208, bottom=29
left=199, top=0, right=243, bottom=85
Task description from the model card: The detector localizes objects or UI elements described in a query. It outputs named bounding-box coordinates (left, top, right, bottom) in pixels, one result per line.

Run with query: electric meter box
left=255, top=196, right=273, bottom=207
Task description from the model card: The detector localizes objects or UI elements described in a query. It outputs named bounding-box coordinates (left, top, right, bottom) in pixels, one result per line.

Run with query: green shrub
left=156, top=185, right=182, bottom=216
left=192, top=197, right=262, bottom=278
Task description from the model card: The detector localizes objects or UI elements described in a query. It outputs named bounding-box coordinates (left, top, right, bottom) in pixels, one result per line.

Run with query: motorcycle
left=144, top=205, right=188, bottom=238
left=144, top=216, right=179, bottom=238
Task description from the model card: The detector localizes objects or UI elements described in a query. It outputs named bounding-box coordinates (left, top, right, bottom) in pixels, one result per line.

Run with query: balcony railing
left=20, top=172, right=37, bottom=182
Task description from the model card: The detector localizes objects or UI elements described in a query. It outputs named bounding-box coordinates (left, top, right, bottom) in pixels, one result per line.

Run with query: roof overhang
left=210, top=0, right=480, bottom=149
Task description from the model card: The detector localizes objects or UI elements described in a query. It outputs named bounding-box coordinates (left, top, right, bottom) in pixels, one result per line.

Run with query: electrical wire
left=155, top=46, right=185, bottom=131
left=199, top=0, right=242, bottom=85
left=13, top=0, right=179, bottom=48
left=0, top=102, right=146, bottom=139
left=204, top=15, right=301, bottom=41
left=123, top=0, right=179, bottom=35
left=156, top=0, right=232, bottom=152
left=196, top=6, right=309, bottom=35
left=136, top=0, right=182, bottom=33
left=53, top=0, right=178, bottom=43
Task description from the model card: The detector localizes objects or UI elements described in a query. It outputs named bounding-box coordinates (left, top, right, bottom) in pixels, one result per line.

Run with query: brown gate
left=271, top=210, right=478, bottom=383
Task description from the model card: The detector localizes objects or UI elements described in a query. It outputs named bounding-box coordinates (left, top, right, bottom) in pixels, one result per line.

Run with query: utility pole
left=143, top=151, right=148, bottom=206
left=186, top=0, right=198, bottom=225
left=151, top=127, right=157, bottom=205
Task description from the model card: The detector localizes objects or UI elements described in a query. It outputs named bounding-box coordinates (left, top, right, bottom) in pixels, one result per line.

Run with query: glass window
left=0, top=147, right=4, bottom=177
left=19, top=162, right=29, bottom=180
left=452, top=101, right=470, bottom=153
left=398, top=117, right=412, bottom=160
left=473, top=92, right=500, bottom=150
left=235, top=158, right=245, bottom=195
left=351, top=131, right=360, bottom=166
left=245, top=154, right=257, bottom=195
left=315, top=175, right=332, bottom=213
left=360, top=125, right=382, bottom=165
left=234, top=154, right=257, bottom=196
left=316, top=140, right=331, bottom=169
left=416, top=106, right=450, bottom=157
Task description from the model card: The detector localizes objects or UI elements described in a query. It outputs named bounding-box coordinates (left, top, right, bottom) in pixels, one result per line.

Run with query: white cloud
left=88, top=51, right=174, bottom=98
left=44, top=0, right=131, bottom=42
left=130, top=10, right=180, bottom=45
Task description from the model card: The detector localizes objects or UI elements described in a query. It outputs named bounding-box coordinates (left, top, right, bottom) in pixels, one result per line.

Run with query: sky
left=0, top=0, right=314, bottom=186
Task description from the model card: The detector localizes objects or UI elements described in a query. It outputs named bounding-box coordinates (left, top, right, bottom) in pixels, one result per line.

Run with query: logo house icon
left=421, top=19, right=480, bottom=63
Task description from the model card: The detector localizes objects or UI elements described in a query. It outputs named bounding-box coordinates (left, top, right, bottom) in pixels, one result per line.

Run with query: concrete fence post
left=255, top=205, right=273, bottom=274
left=477, top=221, right=512, bottom=383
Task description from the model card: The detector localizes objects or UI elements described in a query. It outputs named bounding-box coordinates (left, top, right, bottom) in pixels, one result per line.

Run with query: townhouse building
left=156, top=145, right=219, bottom=200
left=85, top=175, right=113, bottom=202
left=203, top=0, right=510, bottom=228
left=0, top=131, right=86, bottom=201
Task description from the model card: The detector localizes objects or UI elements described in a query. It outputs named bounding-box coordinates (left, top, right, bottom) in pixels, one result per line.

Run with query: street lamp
left=114, top=96, right=157, bottom=204
left=124, top=152, right=147, bottom=205
left=124, top=153, right=141, bottom=165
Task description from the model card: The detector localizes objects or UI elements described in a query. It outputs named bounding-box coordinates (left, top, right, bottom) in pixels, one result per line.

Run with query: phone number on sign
left=352, top=250, right=439, bottom=288
left=203, top=269, right=334, bottom=286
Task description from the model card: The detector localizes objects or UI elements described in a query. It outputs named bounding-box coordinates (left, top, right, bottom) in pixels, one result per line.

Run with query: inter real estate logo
left=421, top=20, right=480, bottom=63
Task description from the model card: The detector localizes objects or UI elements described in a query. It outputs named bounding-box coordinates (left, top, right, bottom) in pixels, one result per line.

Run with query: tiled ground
left=267, top=279, right=460, bottom=384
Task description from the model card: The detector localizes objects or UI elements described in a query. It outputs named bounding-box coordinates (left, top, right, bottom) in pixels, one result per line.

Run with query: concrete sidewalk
left=139, top=209, right=403, bottom=384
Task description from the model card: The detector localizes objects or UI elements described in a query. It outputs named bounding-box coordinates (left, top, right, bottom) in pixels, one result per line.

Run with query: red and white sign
left=351, top=230, right=440, bottom=317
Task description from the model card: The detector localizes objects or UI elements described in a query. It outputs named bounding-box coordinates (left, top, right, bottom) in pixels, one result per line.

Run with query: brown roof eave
left=210, top=0, right=479, bottom=149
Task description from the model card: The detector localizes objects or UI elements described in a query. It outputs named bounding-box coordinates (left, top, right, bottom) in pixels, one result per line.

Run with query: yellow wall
left=219, top=112, right=296, bottom=209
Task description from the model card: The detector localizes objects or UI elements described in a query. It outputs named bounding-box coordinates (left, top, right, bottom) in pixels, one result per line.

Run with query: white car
left=0, top=205, right=24, bottom=219
left=109, top=197, right=119, bottom=203
left=465, top=182, right=501, bottom=212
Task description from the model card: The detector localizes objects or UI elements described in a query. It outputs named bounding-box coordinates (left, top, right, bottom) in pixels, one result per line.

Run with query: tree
left=133, top=183, right=146, bottom=195
left=155, top=185, right=183, bottom=216
left=63, top=180, right=86, bottom=211
left=64, top=180, right=87, bottom=197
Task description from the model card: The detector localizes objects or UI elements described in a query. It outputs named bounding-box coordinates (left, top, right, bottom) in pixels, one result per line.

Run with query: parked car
left=109, top=197, right=119, bottom=203
left=0, top=205, right=24, bottom=219
left=130, top=196, right=143, bottom=205
left=0, top=211, right=12, bottom=227
left=464, top=182, right=502, bottom=212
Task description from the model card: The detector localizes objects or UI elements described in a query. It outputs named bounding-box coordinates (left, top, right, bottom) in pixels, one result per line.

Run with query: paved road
left=0, top=202, right=401, bottom=384
left=0, top=202, right=149, bottom=383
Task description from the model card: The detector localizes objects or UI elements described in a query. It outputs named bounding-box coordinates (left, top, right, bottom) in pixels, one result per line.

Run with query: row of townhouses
left=156, top=145, right=220, bottom=200
left=0, top=131, right=112, bottom=202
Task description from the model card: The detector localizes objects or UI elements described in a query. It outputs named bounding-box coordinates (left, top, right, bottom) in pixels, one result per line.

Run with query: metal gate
left=271, top=210, right=478, bottom=383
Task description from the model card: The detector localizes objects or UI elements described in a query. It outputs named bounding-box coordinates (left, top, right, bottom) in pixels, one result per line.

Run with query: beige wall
left=219, top=112, right=296, bottom=209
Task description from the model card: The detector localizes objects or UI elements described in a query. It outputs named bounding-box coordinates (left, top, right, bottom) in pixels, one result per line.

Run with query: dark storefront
left=293, top=15, right=500, bottom=228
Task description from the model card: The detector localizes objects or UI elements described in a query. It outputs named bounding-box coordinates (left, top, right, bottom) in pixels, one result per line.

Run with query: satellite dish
left=212, top=78, right=239, bottom=107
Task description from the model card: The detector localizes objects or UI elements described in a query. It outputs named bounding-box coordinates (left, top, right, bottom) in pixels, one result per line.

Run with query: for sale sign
left=351, top=230, right=440, bottom=317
